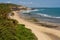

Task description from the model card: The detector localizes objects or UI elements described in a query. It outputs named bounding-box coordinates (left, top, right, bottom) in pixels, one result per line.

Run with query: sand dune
left=10, top=11, right=60, bottom=40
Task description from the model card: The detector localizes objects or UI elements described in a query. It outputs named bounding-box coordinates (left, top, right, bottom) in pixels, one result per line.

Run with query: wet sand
left=19, top=12, right=60, bottom=29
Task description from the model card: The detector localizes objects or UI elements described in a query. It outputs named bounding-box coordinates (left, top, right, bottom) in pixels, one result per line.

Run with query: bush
left=16, top=24, right=38, bottom=40
left=0, top=3, right=37, bottom=40
left=11, top=13, right=14, bottom=16
left=0, top=23, right=37, bottom=40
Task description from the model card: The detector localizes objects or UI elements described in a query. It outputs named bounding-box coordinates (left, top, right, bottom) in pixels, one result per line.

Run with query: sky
left=0, top=0, right=60, bottom=7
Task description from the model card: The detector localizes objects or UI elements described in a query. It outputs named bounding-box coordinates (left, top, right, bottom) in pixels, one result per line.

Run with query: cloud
left=6, top=1, right=11, bottom=3
left=19, top=1, right=33, bottom=4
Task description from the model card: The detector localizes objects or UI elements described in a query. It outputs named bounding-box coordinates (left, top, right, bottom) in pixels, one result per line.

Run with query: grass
left=0, top=3, right=38, bottom=40
left=16, top=24, right=37, bottom=40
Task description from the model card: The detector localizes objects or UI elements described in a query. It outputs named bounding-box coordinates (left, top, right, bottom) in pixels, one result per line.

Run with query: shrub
left=0, top=3, right=37, bottom=40
left=16, top=24, right=38, bottom=40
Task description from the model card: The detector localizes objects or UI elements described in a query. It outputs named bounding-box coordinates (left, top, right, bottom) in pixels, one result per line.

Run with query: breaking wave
left=37, top=13, right=60, bottom=19
left=21, top=9, right=60, bottom=19
left=21, top=9, right=39, bottom=13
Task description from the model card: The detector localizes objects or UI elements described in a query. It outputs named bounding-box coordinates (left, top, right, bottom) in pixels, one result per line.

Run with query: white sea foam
left=31, top=9, right=39, bottom=11
left=21, top=9, right=60, bottom=19
left=37, top=13, right=60, bottom=19
left=21, top=9, right=39, bottom=13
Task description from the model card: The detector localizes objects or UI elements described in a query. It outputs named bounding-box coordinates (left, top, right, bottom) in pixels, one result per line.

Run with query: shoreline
left=10, top=11, right=52, bottom=40
left=17, top=12, right=60, bottom=30
left=19, top=10, right=60, bottom=24
left=10, top=11, right=60, bottom=40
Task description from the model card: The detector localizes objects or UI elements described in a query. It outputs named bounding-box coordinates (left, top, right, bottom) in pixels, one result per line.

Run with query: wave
left=37, top=13, right=60, bottom=19
left=31, top=9, right=39, bottom=11
left=21, top=9, right=39, bottom=13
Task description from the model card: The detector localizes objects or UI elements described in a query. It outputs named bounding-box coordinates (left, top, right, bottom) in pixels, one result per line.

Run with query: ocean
left=20, top=8, right=60, bottom=24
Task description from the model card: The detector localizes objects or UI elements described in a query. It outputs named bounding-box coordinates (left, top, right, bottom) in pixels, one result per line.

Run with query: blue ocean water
left=31, top=8, right=60, bottom=18
left=20, top=8, right=60, bottom=23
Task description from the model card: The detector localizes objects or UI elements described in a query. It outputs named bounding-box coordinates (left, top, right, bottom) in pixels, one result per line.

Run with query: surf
left=37, top=13, right=60, bottom=19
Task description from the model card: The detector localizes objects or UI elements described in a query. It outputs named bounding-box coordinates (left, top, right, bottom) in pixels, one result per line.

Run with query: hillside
left=0, top=3, right=37, bottom=40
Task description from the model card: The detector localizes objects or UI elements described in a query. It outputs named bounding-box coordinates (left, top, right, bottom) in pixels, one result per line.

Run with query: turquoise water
left=20, top=8, right=60, bottom=23
left=31, top=8, right=60, bottom=18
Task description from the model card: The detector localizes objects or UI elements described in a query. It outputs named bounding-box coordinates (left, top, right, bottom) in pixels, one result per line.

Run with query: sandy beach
left=10, top=11, right=60, bottom=40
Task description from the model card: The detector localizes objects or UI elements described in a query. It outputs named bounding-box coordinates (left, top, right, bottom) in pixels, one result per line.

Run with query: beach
left=10, top=11, right=60, bottom=40
left=18, top=10, right=60, bottom=29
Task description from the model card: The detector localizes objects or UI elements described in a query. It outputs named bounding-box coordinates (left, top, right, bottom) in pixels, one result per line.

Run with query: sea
left=20, top=8, right=60, bottom=24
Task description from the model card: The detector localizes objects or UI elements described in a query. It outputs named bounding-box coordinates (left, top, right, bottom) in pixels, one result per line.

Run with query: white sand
left=10, top=11, right=60, bottom=40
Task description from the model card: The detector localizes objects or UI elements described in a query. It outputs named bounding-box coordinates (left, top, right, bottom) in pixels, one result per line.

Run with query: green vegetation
left=0, top=3, right=37, bottom=40
left=16, top=24, right=37, bottom=40
left=0, top=4, right=11, bottom=19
